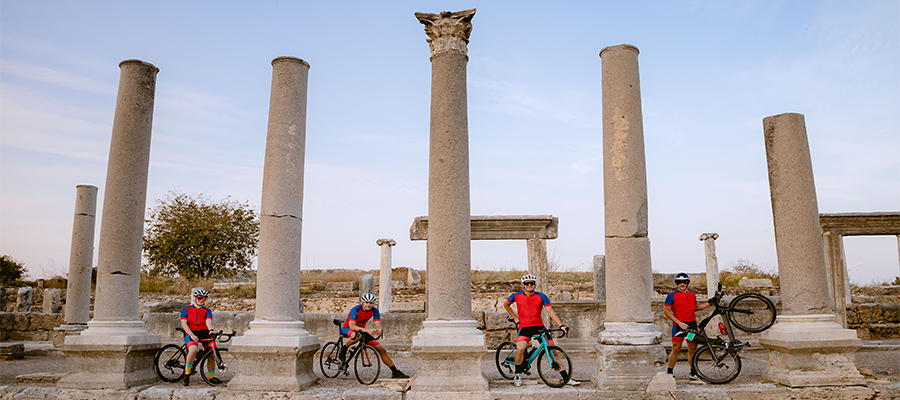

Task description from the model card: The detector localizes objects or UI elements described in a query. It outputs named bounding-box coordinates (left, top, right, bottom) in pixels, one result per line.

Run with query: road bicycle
left=675, top=282, right=776, bottom=384
left=319, top=319, right=383, bottom=385
left=495, top=320, right=573, bottom=388
left=154, top=327, right=236, bottom=386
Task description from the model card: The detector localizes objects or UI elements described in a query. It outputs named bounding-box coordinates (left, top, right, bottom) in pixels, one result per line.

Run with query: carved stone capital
left=376, top=238, right=397, bottom=247
left=699, top=232, right=719, bottom=241
left=415, top=8, right=476, bottom=58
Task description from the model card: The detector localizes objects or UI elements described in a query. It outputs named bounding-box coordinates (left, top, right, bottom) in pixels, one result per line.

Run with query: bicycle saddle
left=332, top=319, right=343, bottom=326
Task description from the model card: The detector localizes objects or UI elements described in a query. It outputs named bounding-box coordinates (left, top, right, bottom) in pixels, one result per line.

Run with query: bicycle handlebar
left=506, top=318, right=569, bottom=338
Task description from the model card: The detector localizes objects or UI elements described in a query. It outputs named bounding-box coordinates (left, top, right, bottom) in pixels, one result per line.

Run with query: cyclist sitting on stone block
left=503, top=274, right=579, bottom=387
left=340, top=293, right=410, bottom=379
left=180, top=287, right=220, bottom=386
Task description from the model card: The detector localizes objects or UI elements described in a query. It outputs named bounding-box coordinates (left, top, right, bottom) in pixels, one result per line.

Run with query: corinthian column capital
left=415, top=8, right=476, bottom=58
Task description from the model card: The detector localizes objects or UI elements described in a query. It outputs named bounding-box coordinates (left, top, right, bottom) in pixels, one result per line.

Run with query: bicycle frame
left=503, top=330, right=562, bottom=372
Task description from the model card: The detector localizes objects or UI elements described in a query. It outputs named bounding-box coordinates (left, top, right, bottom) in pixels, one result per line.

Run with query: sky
left=1, top=1, right=898, bottom=284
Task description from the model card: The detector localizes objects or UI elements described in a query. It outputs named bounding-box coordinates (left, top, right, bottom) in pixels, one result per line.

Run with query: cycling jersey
left=180, top=305, right=212, bottom=331
left=343, top=304, right=380, bottom=330
left=507, top=291, right=550, bottom=328
left=664, top=290, right=697, bottom=322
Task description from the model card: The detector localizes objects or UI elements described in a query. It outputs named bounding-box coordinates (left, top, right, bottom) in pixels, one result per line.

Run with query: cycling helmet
left=674, top=272, right=690, bottom=285
left=360, top=293, right=377, bottom=303
left=191, top=287, right=210, bottom=298
left=521, top=274, right=537, bottom=284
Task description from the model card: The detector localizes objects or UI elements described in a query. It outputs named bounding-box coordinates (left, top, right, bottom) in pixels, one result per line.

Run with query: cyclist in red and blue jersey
left=503, top=274, right=578, bottom=387
left=179, top=287, right=220, bottom=386
left=340, top=293, right=409, bottom=379
left=664, top=272, right=711, bottom=380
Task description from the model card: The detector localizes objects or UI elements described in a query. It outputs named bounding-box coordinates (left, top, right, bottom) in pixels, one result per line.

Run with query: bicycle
left=495, top=319, right=573, bottom=388
left=675, top=282, right=776, bottom=384
left=319, top=319, right=383, bottom=385
left=154, top=327, right=237, bottom=386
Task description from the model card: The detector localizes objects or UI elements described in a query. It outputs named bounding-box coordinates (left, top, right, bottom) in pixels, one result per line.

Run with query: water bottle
left=718, top=322, right=728, bottom=335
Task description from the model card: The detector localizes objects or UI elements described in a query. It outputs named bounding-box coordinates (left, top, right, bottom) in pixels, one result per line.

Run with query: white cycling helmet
left=674, top=272, right=690, bottom=285
left=361, top=293, right=377, bottom=303
left=191, top=287, right=210, bottom=297
left=521, top=274, right=537, bottom=284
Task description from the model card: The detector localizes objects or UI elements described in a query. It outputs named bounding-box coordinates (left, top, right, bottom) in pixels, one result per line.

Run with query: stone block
left=882, top=303, right=900, bottom=323
left=882, top=285, right=900, bottom=296
left=389, top=301, right=425, bottom=313
left=325, top=281, right=356, bottom=291
left=143, top=301, right=189, bottom=313
left=0, top=312, right=12, bottom=331
left=137, top=387, right=174, bottom=400
left=300, top=281, right=325, bottom=291
left=484, top=312, right=515, bottom=331
left=855, top=304, right=884, bottom=323
left=343, top=387, right=402, bottom=399
left=42, top=289, right=62, bottom=314
left=7, top=329, right=49, bottom=341
left=408, top=269, right=422, bottom=285
left=483, top=330, right=511, bottom=349
left=172, top=388, right=216, bottom=400
left=473, top=310, right=485, bottom=329
left=360, top=274, right=375, bottom=295
left=16, top=287, right=33, bottom=312
left=392, top=280, right=405, bottom=288
left=0, top=343, right=24, bottom=359
left=12, top=312, right=30, bottom=330
left=0, top=286, right=5, bottom=312
left=739, top=278, right=774, bottom=288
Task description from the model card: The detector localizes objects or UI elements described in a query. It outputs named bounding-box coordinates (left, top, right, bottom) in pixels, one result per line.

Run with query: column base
left=593, top=322, right=667, bottom=391
left=227, top=320, right=320, bottom=391
left=57, top=320, right=160, bottom=389
left=759, top=314, right=865, bottom=387
left=409, top=320, right=488, bottom=395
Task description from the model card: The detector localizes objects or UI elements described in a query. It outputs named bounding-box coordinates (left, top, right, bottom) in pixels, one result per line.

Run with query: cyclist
left=664, top=272, right=711, bottom=380
left=340, top=293, right=410, bottom=379
left=180, top=287, right=220, bottom=386
left=503, top=274, right=579, bottom=387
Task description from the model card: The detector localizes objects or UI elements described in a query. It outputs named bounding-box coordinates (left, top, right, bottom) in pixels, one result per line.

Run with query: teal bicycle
left=495, top=320, right=573, bottom=387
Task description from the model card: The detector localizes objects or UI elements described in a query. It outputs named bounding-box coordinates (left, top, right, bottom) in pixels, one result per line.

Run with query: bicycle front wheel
left=691, top=344, right=741, bottom=384
left=495, top=341, right=518, bottom=380
left=536, top=345, right=572, bottom=388
left=728, top=293, right=776, bottom=333
left=320, top=342, right=342, bottom=378
left=198, top=348, right=236, bottom=386
left=354, top=345, right=381, bottom=385
left=154, top=344, right=186, bottom=382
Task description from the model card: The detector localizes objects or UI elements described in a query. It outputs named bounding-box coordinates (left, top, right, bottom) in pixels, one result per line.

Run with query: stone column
left=594, top=44, right=671, bottom=391
left=43, top=289, right=61, bottom=314
left=410, top=9, right=488, bottom=397
left=59, top=185, right=98, bottom=330
left=593, top=255, right=606, bottom=302
left=821, top=231, right=850, bottom=327
left=699, top=233, right=720, bottom=298
left=526, top=238, right=550, bottom=294
left=377, top=239, right=396, bottom=312
left=759, top=113, right=864, bottom=387
left=59, top=60, right=161, bottom=390
left=228, top=56, right=319, bottom=392
left=16, top=287, right=32, bottom=313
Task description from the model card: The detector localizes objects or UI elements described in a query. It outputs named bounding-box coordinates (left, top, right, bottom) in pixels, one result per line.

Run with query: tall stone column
left=593, top=254, right=606, bottom=302
left=821, top=231, right=850, bottom=327
left=699, top=233, right=720, bottom=298
left=593, top=44, right=670, bottom=391
left=377, top=239, right=396, bottom=312
left=759, top=113, right=864, bottom=387
left=228, top=57, right=319, bottom=392
left=409, top=9, right=488, bottom=397
left=58, top=60, right=161, bottom=390
left=526, top=238, right=550, bottom=294
left=59, top=185, right=98, bottom=330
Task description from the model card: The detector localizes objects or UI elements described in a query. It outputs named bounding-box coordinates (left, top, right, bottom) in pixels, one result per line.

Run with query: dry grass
left=139, top=274, right=217, bottom=295
left=719, top=259, right=779, bottom=287
left=301, top=269, right=373, bottom=283
left=471, top=268, right=526, bottom=283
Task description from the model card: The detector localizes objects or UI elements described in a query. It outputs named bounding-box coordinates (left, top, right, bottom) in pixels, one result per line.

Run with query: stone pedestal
left=700, top=233, right=719, bottom=298
left=62, top=184, right=98, bottom=328
left=377, top=238, right=396, bottom=311
left=59, top=59, right=161, bottom=390
left=759, top=113, right=863, bottom=387
left=410, top=8, right=487, bottom=397
left=228, top=56, right=318, bottom=392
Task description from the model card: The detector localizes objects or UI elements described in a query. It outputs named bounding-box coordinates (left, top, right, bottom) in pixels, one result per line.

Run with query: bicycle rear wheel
left=494, top=341, right=518, bottom=380
left=154, top=344, right=186, bottom=382
left=198, top=348, right=236, bottom=386
left=691, top=344, right=741, bottom=384
left=354, top=344, right=381, bottom=385
left=728, top=293, right=776, bottom=333
left=536, top=345, right=572, bottom=388
left=320, top=342, right=342, bottom=378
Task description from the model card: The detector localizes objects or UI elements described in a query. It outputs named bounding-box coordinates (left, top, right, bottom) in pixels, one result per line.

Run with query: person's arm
left=373, top=320, right=383, bottom=336
left=664, top=306, right=687, bottom=329
left=544, top=305, right=566, bottom=333
left=181, top=318, right=198, bottom=343
left=348, top=319, right=365, bottom=333
left=205, top=318, right=213, bottom=332
left=503, top=301, right=518, bottom=325
left=696, top=301, right=712, bottom=311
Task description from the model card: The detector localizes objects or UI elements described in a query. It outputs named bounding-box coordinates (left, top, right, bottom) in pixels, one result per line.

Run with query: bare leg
left=667, top=341, right=683, bottom=370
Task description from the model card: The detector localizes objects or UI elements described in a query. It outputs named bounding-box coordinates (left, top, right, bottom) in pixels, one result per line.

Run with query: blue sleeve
left=180, top=306, right=189, bottom=318
left=538, top=292, right=551, bottom=306
left=204, top=307, right=212, bottom=319
left=507, top=292, right=520, bottom=304
left=664, top=292, right=675, bottom=307
left=372, top=307, right=381, bottom=320
left=348, top=305, right=361, bottom=321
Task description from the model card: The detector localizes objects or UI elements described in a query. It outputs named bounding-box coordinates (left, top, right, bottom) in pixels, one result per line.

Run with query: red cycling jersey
left=664, top=290, right=697, bottom=322
left=180, top=305, right=212, bottom=331
left=507, top=291, right=551, bottom=328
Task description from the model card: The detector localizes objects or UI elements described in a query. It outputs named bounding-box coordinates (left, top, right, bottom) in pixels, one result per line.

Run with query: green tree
left=143, top=191, right=259, bottom=279
left=0, top=255, right=28, bottom=285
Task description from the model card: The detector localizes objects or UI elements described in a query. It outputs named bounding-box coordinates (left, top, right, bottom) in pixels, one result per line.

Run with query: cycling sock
left=185, top=364, right=193, bottom=375
left=339, top=347, right=347, bottom=360
left=208, top=371, right=215, bottom=378
left=560, top=369, right=569, bottom=380
left=515, top=363, right=524, bottom=374
left=667, top=368, right=673, bottom=374
left=389, top=365, right=399, bottom=373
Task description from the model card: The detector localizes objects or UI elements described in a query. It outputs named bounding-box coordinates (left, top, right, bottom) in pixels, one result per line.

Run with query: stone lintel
left=819, top=212, right=900, bottom=236
left=410, top=215, right=558, bottom=241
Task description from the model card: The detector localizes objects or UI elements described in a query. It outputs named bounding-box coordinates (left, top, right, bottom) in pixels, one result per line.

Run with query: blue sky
left=1, top=1, right=898, bottom=284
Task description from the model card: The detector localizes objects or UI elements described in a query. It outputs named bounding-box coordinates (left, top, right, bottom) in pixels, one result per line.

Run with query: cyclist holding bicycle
left=180, top=287, right=220, bottom=386
left=664, top=272, right=711, bottom=381
left=503, top=274, right=579, bottom=387
left=340, top=293, right=410, bottom=379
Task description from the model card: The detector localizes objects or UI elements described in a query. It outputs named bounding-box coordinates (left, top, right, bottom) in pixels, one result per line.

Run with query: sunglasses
left=523, top=282, right=536, bottom=286
left=195, top=295, right=208, bottom=300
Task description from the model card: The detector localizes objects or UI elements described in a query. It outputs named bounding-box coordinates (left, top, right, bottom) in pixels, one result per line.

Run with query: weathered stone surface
left=484, top=312, right=515, bottom=331
left=389, top=301, right=425, bottom=313
left=473, top=310, right=485, bottom=329
left=16, top=372, right=64, bottom=383
left=172, top=388, right=216, bottom=400
left=136, top=387, right=174, bottom=400
left=360, top=274, right=375, bottom=296
left=143, top=301, right=189, bottom=313
left=739, top=278, right=774, bottom=288
left=65, top=185, right=98, bottom=326
left=17, top=287, right=33, bottom=313
left=12, top=312, right=30, bottom=330
left=342, top=387, right=402, bottom=399
left=42, top=289, right=62, bottom=314
left=325, top=282, right=355, bottom=292
left=593, top=255, right=606, bottom=302
left=408, top=269, right=422, bottom=285
left=299, top=281, right=325, bottom=291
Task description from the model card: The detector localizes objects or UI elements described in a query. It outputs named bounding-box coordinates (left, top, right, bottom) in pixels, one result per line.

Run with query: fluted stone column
left=59, top=185, right=98, bottom=330
left=409, top=9, right=488, bottom=397
left=228, top=56, right=319, bottom=392
left=377, top=239, right=396, bottom=312
left=699, top=233, right=720, bottom=298
left=59, top=60, right=161, bottom=390
left=759, top=113, right=864, bottom=387
left=593, top=44, right=671, bottom=391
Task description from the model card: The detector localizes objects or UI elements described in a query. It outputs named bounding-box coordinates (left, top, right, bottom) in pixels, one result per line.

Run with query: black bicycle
left=319, top=319, right=383, bottom=385
left=154, top=327, right=237, bottom=386
left=495, top=319, right=573, bottom=388
left=676, top=282, right=776, bottom=384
